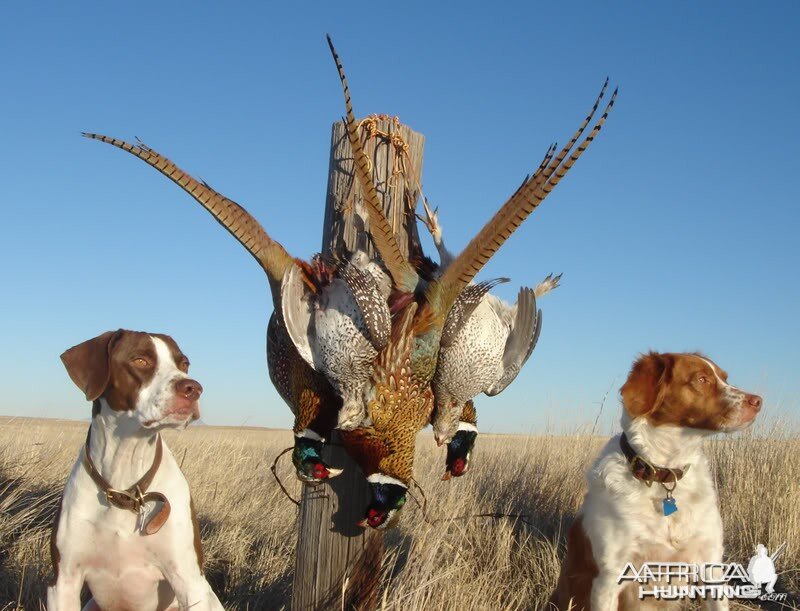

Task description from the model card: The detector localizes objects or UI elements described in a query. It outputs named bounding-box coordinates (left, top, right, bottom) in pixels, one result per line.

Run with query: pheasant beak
left=441, top=471, right=452, bottom=481
left=359, top=507, right=391, bottom=529
left=326, top=467, right=344, bottom=478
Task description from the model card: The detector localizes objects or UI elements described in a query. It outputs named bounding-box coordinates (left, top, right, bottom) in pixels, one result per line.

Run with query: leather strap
left=83, top=427, right=171, bottom=535
left=620, top=433, right=686, bottom=485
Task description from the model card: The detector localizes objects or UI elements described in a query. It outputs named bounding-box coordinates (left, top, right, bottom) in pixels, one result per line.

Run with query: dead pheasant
left=281, top=253, right=391, bottom=430
left=418, top=199, right=562, bottom=479
left=82, top=134, right=391, bottom=482
left=328, top=36, right=616, bottom=527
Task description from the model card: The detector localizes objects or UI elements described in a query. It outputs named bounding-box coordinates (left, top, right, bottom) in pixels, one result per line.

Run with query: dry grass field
left=1, top=416, right=798, bottom=610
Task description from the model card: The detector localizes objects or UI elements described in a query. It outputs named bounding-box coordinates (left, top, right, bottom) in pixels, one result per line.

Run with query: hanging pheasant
left=417, top=199, right=562, bottom=478
left=328, top=36, right=616, bottom=526
left=82, top=134, right=391, bottom=483
left=281, top=253, right=392, bottom=430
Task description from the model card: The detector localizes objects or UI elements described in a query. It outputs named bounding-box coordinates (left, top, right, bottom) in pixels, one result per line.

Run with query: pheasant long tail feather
left=461, top=82, right=605, bottom=247
left=437, top=81, right=616, bottom=308
left=531, top=78, right=609, bottom=195
left=326, top=35, right=419, bottom=293
left=83, top=133, right=293, bottom=288
left=540, top=87, right=617, bottom=197
left=500, top=79, right=609, bottom=218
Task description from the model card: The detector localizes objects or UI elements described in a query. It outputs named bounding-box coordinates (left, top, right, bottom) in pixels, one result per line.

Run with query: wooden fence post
left=291, top=118, right=424, bottom=611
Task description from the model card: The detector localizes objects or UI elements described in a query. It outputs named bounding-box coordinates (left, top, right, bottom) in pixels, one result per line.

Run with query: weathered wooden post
left=291, top=118, right=424, bottom=611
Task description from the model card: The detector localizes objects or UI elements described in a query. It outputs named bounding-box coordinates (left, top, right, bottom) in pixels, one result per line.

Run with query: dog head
left=61, top=329, right=202, bottom=429
left=620, top=352, right=762, bottom=432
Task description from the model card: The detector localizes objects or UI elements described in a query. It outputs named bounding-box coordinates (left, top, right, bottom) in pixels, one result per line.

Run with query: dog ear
left=60, top=330, right=123, bottom=401
left=620, top=352, right=673, bottom=418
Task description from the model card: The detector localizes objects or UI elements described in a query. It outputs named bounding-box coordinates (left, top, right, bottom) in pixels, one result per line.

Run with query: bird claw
left=533, top=272, right=563, bottom=298
left=417, top=196, right=441, bottom=237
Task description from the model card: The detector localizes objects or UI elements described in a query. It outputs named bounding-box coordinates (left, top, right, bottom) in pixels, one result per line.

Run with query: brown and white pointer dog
left=48, top=330, right=223, bottom=611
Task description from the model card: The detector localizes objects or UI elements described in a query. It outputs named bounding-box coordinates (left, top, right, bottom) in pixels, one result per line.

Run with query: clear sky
left=1, top=2, right=798, bottom=434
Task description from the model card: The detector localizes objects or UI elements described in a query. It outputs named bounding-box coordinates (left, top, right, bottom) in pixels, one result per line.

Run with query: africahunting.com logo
left=617, top=543, right=788, bottom=602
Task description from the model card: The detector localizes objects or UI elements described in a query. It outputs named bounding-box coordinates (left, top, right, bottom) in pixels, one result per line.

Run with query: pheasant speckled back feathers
left=338, top=262, right=391, bottom=350
left=440, top=277, right=510, bottom=348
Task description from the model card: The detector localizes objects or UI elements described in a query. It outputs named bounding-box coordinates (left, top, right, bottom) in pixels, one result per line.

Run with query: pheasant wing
left=485, top=287, right=542, bottom=396
left=440, top=277, right=509, bottom=348
left=339, top=262, right=391, bottom=352
left=280, top=264, right=316, bottom=370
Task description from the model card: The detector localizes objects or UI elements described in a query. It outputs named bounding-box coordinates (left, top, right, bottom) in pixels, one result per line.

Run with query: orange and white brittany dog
left=551, top=352, right=762, bottom=610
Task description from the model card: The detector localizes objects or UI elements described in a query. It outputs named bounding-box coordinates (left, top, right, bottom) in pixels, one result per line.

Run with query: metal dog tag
left=662, top=495, right=678, bottom=517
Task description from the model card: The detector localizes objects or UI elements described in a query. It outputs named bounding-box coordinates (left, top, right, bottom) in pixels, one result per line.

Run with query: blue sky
left=1, top=2, right=798, bottom=434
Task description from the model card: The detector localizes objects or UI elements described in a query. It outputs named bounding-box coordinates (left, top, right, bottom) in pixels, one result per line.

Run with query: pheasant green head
left=292, top=436, right=342, bottom=483
left=358, top=476, right=407, bottom=530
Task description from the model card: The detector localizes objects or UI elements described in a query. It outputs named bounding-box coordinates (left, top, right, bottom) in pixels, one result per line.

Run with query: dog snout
left=745, top=393, right=762, bottom=412
left=175, top=378, right=203, bottom=400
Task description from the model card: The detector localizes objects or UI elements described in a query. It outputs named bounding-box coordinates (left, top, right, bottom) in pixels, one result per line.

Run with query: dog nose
left=746, top=393, right=762, bottom=411
left=175, top=378, right=203, bottom=400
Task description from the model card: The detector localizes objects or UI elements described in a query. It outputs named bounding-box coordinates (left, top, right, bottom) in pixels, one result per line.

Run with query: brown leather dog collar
left=83, top=428, right=171, bottom=535
left=620, top=433, right=687, bottom=486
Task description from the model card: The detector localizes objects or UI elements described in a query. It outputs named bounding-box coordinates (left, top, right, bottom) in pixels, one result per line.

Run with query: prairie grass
left=0, top=416, right=797, bottom=610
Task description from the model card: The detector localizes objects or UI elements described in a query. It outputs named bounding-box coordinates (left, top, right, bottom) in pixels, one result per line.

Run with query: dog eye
left=132, top=357, right=151, bottom=369
left=179, top=360, right=190, bottom=372
left=697, top=375, right=709, bottom=384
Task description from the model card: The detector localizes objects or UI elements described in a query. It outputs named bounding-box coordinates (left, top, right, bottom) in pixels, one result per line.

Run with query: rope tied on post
left=356, top=115, right=417, bottom=227
left=337, top=113, right=427, bottom=238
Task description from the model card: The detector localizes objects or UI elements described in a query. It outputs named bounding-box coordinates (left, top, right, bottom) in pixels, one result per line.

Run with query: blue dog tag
left=663, top=497, right=678, bottom=516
